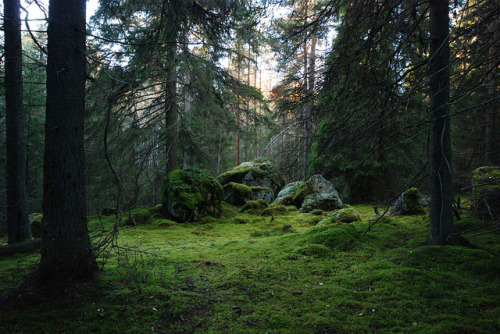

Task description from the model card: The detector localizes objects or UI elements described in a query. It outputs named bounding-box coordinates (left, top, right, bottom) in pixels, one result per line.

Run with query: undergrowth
left=0, top=203, right=499, bottom=333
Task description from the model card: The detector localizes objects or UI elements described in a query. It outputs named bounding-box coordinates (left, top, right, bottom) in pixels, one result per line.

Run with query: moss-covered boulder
left=301, top=192, right=343, bottom=213
left=162, top=168, right=223, bottom=223
left=275, top=194, right=294, bottom=206
left=282, top=175, right=342, bottom=212
left=278, top=181, right=304, bottom=197
left=317, top=206, right=362, bottom=225
left=223, top=182, right=252, bottom=205
left=390, top=187, right=425, bottom=216
left=472, top=166, right=500, bottom=222
left=29, top=213, right=43, bottom=238
left=218, top=160, right=285, bottom=204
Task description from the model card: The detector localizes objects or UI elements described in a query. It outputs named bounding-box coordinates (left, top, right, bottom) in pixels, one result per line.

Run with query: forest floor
left=0, top=202, right=499, bottom=333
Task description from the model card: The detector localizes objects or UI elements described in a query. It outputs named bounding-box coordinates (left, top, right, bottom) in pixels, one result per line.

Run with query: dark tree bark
left=427, top=0, right=455, bottom=245
left=4, top=0, right=32, bottom=244
left=165, top=30, right=179, bottom=175
left=484, top=17, right=499, bottom=166
left=39, top=0, right=97, bottom=281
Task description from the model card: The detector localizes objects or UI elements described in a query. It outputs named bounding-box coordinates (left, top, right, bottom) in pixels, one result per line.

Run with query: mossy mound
left=240, top=199, right=269, bottom=214
left=262, top=204, right=288, bottom=216
left=318, top=206, right=361, bottom=225
left=298, top=244, right=333, bottom=258
left=124, top=210, right=153, bottom=225
left=162, top=168, right=223, bottom=223
left=472, top=166, right=500, bottom=222
left=390, top=187, right=425, bottom=216
left=218, top=160, right=285, bottom=204
left=304, top=224, right=361, bottom=252
left=29, top=213, right=43, bottom=238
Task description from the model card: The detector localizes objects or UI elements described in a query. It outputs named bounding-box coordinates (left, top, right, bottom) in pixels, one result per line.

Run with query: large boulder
left=472, top=166, right=500, bottom=222
left=301, top=192, right=343, bottom=213
left=285, top=175, right=343, bottom=212
left=162, top=168, right=223, bottom=223
left=218, top=160, right=285, bottom=204
left=390, top=187, right=425, bottom=216
left=275, top=181, right=303, bottom=205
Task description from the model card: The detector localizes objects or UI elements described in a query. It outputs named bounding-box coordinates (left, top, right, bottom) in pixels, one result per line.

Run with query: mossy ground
left=1, top=204, right=499, bottom=333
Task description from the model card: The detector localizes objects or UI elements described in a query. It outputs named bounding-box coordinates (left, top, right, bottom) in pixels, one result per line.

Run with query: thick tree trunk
left=484, top=17, right=499, bottom=165
left=427, top=0, right=455, bottom=245
left=165, top=38, right=178, bottom=174
left=40, top=0, right=97, bottom=281
left=4, top=0, right=31, bottom=244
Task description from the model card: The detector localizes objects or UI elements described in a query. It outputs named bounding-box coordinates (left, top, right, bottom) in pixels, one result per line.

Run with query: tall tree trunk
left=304, top=33, right=316, bottom=179
left=301, top=0, right=310, bottom=179
left=427, top=0, right=455, bottom=245
left=236, top=43, right=242, bottom=166
left=165, top=34, right=178, bottom=174
left=40, top=0, right=97, bottom=281
left=4, top=0, right=31, bottom=244
left=484, top=16, right=499, bottom=165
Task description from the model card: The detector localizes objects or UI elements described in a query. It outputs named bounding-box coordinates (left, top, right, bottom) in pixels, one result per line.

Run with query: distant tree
left=39, top=0, right=97, bottom=281
left=427, top=0, right=454, bottom=245
left=4, top=0, right=31, bottom=243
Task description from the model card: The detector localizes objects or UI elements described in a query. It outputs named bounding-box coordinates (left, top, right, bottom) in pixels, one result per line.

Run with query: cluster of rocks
left=160, top=159, right=468, bottom=223
left=159, top=160, right=350, bottom=223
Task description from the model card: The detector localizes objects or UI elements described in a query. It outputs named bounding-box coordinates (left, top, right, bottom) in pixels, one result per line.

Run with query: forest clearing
left=1, top=0, right=499, bottom=333
left=1, top=201, right=500, bottom=333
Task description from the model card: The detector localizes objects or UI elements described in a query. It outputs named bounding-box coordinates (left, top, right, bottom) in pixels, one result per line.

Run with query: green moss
left=320, top=207, right=362, bottom=225
left=240, top=199, right=269, bottom=213
left=298, top=244, right=333, bottom=258
left=162, top=168, right=223, bottom=223
left=152, top=219, right=176, bottom=228
left=305, top=224, right=361, bottom=251
left=218, top=167, right=269, bottom=185
left=2, top=202, right=500, bottom=334
left=310, top=209, right=324, bottom=216
left=223, top=182, right=252, bottom=206
left=293, top=183, right=313, bottom=207
left=275, top=194, right=294, bottom=206
left=262, top=204, right=287, bottom=216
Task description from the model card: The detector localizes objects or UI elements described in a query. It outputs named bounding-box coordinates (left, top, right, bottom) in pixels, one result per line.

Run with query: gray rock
left=300, top=192, right=343, bottom=213
left=277, top=181, right=304, bottom=198
left=218, top=160, right=284, bottom=204
left=390, top=187, right=425, bottom=216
